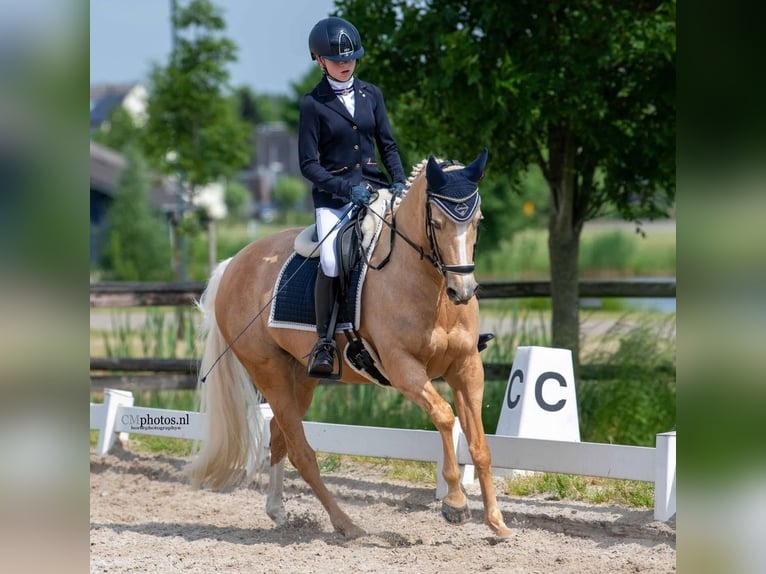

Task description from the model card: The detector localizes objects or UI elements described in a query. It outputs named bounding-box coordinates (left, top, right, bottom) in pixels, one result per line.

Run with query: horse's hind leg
left=265, top=420, right=287, bottom=526
left=261, top=364, right=318, bottom=528
left=275, top=403, right=364, bottom=537
left=250, top=360, right=363, bottom=538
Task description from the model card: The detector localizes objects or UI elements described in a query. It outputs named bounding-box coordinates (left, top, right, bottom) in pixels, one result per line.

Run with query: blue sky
left=90, top=0, right=338, bottom=95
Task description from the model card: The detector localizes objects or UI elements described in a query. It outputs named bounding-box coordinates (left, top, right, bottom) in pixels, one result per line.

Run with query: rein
left=360, top=198, right=432, bottom=271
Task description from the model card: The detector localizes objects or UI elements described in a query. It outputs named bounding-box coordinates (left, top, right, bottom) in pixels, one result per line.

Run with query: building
left=89, top=141, right=127, bottom=264
left=90, top=82, right=148, bottom=132
left=241, top=122, right=307, bottom=220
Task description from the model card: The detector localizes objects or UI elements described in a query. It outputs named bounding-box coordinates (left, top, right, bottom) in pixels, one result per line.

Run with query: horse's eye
left=432, top=220, right=442, bottom=230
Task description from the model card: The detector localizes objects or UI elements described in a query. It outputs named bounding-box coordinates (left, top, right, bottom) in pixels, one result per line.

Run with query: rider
left=299, top=16, right=407, bottom=377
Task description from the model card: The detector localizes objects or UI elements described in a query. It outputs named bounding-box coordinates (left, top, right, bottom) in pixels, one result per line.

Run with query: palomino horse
left=186, top=149, right=512, bottom=539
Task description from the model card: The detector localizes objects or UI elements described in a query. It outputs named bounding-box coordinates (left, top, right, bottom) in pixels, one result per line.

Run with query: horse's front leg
left=448, top=355, right=512, bottom=539
left=387, top=362, right=470, bottom=523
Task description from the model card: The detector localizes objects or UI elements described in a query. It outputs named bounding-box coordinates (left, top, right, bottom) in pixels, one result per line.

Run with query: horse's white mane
left=406, top=158, right=429, bottom=187
left=402, top=156, right=462, bottom=195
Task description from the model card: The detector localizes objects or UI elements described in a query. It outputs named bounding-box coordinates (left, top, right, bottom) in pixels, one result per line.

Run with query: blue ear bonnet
left=427, top=166, right=480, bottom=223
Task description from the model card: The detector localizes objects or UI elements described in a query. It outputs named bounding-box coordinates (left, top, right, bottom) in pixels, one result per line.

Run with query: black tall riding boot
left=307, top=269, right=338, bottom=376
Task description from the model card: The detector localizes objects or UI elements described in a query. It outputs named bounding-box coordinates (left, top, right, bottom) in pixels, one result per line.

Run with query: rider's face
left=319, top=57, right=356, bottom=82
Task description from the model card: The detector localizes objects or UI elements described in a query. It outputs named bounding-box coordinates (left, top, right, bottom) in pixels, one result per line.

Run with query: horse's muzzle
left=446, top=278, right=478, bottom=305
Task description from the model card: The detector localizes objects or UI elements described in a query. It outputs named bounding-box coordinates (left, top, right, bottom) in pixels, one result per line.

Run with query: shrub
left=577, top=314, right=676, bottom=445
left=101, top=146, right=173, bottom=281
left=580, top=230, right=637, bottom=276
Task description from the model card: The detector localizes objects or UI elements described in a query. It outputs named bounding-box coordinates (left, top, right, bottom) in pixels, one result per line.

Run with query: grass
left=476, top=221, right=675, bottom=279
left=314, top=454, right=437, bottom=485
left=130, top=436, right=195, bottom=456
left=502, top=472, right=655, bottom=508
left=307, top=454, right=653, bottom=509
left=89, top=428, right=194, bottom=456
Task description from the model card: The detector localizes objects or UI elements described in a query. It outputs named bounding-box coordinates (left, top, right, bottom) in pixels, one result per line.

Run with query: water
left=630, top=298, right=676, bottom=313
left=579, top=297, right=676, bottom=313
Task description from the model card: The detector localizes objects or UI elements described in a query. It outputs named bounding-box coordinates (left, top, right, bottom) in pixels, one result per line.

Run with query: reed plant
left=100, top=312, right=134, bottom=358
left=94, top=306, right=674, bottom=448
left=96, top=307, right=200, bottom=359
left=577, top=313, right=676, bottom=446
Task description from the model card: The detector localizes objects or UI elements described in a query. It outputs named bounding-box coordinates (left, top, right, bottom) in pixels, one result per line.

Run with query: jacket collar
left=315, top=77, right=367, bottom=121
left=316, top=76, right=369, bottom=97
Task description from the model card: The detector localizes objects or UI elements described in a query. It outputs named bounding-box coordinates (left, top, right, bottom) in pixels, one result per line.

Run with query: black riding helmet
left=308, top=17, right=364, bottom=61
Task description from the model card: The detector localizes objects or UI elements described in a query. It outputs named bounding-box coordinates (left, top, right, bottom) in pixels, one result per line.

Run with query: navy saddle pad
left=268, top=253, right=365, bottom=332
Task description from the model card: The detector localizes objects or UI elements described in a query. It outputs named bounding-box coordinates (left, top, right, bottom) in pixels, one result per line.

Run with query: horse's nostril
left=447, top=287, right=471, bottom=305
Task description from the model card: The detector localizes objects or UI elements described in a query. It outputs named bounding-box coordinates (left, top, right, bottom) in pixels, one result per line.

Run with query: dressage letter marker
left=496, top=346, right=581, bottom=442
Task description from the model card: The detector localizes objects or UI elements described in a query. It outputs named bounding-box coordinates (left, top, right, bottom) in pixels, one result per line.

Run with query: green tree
left=233, top=85, right=290, bottom=125
left=103, top=146, right=172, bottom=281
left=91, top=106, right=144, bottom=153
left=142, top=0, right=251, bottom=280
left=285, top=66, right=324, bottom=132
left=273, top=175, right=308, bottom=225
left=233, top=85, right=260, bottom=125
left=338, top=0, right=675, bottom=364
left=223, top=181, right=250, bottom=219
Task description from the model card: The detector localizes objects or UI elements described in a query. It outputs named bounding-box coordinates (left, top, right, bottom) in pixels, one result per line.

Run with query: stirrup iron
left=307, top=338, right=341, bottom=379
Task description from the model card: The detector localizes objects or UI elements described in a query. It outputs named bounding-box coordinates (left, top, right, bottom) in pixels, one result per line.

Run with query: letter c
left=506, top=369, right=523, bottom=409
left=535, top=371, right=567, bottom=412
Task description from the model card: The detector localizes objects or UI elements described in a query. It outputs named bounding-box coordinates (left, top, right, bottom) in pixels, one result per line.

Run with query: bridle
left=363, top=161, right=481, bottom=279
left=424, top=199, right=479, bottom=276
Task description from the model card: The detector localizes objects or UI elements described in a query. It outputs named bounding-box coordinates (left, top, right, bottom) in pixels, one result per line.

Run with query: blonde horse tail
left=185, top=257, right=265, bottom=490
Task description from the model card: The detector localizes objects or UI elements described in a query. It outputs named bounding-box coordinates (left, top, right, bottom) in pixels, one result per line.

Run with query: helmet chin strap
left=317, top=57, right=357, bottom=83
left=317, top=59, right=335, bottom=80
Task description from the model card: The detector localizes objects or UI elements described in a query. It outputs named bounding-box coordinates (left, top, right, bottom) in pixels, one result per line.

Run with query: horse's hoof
left=338, top=523, right=365, bottom=539
left=441, top=502, right=471, bottom=524
left=266, top=507, right=287, bottom=527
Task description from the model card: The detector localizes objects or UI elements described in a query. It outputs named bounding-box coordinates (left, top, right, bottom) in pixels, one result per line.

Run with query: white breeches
left=315, top=205, right=354, bottom=277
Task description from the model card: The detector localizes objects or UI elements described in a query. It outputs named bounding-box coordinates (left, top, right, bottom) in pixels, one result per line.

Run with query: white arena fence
left=90, top=388, right=676, bottom=522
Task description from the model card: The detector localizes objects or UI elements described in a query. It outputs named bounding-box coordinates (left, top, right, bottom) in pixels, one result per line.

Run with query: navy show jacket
left=298, top=76, right=406, bottom=210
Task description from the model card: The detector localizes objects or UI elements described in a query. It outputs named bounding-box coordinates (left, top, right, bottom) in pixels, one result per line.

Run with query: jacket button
left=352, top=125, right=358, bottom=130
left=353, top=145, right=359, bottom=150
left=355, top=163, right=360, bottom=168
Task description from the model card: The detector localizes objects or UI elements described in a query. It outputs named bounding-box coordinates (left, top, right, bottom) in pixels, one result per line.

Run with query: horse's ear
left=426, top=155, right=449, bottom=190
left=463, top=148, right=489, bottom=183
